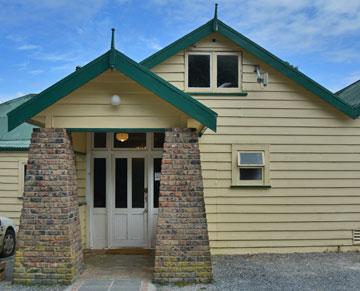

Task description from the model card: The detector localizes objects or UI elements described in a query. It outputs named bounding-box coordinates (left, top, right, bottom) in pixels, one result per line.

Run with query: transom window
left=92, top=132, right=165, bottom=150
left=186, top=52, right=241, bottom=91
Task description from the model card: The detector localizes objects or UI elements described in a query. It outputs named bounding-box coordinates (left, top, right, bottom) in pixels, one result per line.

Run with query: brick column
left=13, top=128, right=83, bottom=285
left=154, top=128, right=212, bottom=284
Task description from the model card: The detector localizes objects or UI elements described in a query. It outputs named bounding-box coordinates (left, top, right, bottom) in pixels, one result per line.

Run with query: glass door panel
left=111, top=156, right=147, bottom=247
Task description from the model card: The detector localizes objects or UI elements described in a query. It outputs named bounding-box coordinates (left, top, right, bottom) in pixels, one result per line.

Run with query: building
left=1, top=8, right=360, bottom=285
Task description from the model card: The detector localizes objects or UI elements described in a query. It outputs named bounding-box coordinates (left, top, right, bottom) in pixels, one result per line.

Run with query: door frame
left=86, top=132, right=163, bottom=249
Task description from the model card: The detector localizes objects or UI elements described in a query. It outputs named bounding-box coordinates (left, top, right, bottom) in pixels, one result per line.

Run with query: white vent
left=353, top=230, right=360, bottom=244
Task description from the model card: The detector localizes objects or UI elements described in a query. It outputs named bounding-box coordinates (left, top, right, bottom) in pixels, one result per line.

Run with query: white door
left=110, top=154, right=148, bottom=247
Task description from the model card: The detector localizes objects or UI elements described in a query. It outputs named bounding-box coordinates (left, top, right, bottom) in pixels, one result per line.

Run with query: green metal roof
left=0, top=94, right=37, bottom=151
left=7, top=46, right=217, bottom=132
left=141, top=18, right=360, bottom=119
left=336, top=80, right=360, bottom=108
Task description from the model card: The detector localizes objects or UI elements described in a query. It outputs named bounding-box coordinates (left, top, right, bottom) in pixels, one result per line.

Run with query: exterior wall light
left=111, top=94, right=121, bottom=106
left=115, top=132, right=129, bottom=142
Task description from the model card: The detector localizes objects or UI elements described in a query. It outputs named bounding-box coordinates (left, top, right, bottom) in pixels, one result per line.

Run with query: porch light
left=115, top=132, right=129, bottom=142
left=111, top=94, right=121, bottom=106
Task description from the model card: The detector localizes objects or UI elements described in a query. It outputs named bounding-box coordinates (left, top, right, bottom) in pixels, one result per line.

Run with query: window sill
left=186, top=92, right=248, bottom=96
left=231, top=184, right=272, bottom=189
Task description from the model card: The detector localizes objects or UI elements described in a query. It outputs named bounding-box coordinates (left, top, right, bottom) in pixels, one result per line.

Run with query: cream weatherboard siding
left=0, top=151, right=88, bottom=247
left=31, top=70, right=187, bottom=130
left=0, top=152, right=27, bottom=225
left=151, top=32, right=360, bottom=254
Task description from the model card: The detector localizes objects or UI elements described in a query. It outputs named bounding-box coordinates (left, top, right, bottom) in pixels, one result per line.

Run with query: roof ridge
left=336, top=79, right=360, bottom=96
left=0, top=94, right=36, bottom=107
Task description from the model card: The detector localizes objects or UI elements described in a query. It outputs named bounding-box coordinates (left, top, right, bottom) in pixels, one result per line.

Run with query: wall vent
left=353, top=230, right=360, bottom=244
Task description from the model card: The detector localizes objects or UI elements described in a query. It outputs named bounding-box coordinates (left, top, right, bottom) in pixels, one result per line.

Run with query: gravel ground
left=2, top=252, right=360, bottom=290
left=158, top=252, right=360, bottom=291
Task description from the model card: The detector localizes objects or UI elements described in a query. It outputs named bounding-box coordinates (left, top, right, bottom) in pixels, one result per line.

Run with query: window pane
left=94, top=132, right=107, bottom=148
left=114, top=133, right=146, bottom=149
left=132, top=158, right=145, bottom=208
left=240, top=152, right=263, bottom=165
left=188, top=55, right=210, bottom=87
left=217, top=55, right=238, bottom=88
left=153, top=158, right=162, bottom=208
left=154, top=132, right=165, bottom=148
left=94, top=158, right=106, bottom=208
left=240, top=168, right=262, bottom=180
left=115, top=158, right=127, bottom=208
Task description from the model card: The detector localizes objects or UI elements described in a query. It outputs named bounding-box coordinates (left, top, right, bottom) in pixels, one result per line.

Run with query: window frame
left=231, top=144, right=270, bottom=187
left=214, top=52, right=242, bottom=92
left=185, top=51, right=242, bottom=93
left=185, top=52, right=212, bottom=91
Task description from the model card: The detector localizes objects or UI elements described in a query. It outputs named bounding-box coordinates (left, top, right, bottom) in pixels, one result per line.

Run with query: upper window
left=232, top=144, right=270, bottom=187
left=188, top=54, right=210, bottom=88
left=217, top=55, right=238, bottom=88
left=187, top=52, right=241, bottom=91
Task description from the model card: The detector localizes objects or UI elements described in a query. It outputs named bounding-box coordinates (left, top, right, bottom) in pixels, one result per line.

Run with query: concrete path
left=68, top=279, right=153, bottom=291
left=67, top=254, right=156, bottom=291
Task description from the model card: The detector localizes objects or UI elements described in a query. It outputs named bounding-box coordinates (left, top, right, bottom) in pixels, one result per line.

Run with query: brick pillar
left=154, top=128, right=212, bottom=284
left=13, top=128, right=83, bottom=285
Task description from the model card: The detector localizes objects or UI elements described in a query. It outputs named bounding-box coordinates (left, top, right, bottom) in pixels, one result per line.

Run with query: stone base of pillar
left=13, top=128, right=83, bottom=285
left=154, top=128, right=212, bottom=284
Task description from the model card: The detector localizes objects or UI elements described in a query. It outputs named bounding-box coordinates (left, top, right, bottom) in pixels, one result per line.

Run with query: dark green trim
left=67, top=128, right=168, bottom=132
left=141, top=19, right=359, bottom=119
left=187, top=92, right=248, bottom=96
left=231, top=185, right=272, bottom=189
left=114, top=50, right=217, bottom=131
left=7, top=49, right=217, bottom=132
left=141, top=21, right=214, bottom=69
left=0, top=147, right=29, bottom=152
left=7, top=52, right=109, bottom=131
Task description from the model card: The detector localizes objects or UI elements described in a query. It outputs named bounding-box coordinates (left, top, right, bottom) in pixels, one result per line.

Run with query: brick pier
left=13, top=128, right=83, bottom=285
left=154, top=128, right=212, bottom=284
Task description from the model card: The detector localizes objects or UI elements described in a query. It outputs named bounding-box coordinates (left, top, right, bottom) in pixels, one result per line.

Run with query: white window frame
left=185, top=52, right=212, bottom=92
left=185, top=51, right=242, bottom=93
left=214, top=52, right=242, bottom=92
left=231, top=144, right=270, bottom=187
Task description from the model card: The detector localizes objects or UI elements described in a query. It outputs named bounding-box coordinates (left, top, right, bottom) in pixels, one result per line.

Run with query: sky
left=0, top=0, right=359, bottom=102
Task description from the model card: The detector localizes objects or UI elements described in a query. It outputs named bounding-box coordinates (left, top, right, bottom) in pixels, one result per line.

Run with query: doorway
left=89, top=132, right=163, bottom=249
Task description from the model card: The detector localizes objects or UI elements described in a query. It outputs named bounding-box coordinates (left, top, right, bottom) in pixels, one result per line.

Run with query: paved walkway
left=67, top=254, right=156, bottom=291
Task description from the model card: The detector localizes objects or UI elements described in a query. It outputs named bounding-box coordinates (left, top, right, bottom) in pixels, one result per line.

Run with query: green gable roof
left=7, top=48, right=217, bottom=132
left=0, top=94, right=37, bottom=151
left=141, top=18, right=360, bottom=119
left=336, top=80, right=360, bottom=108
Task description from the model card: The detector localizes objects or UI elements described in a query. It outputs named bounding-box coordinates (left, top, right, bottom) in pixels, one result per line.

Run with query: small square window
left=188, top=54, right=210, bottom=88
left=232, top=145, right=270, bottom=187
left=217, top=55, right=238, bottom=88
left=94, top=132, right=107, bottom=148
